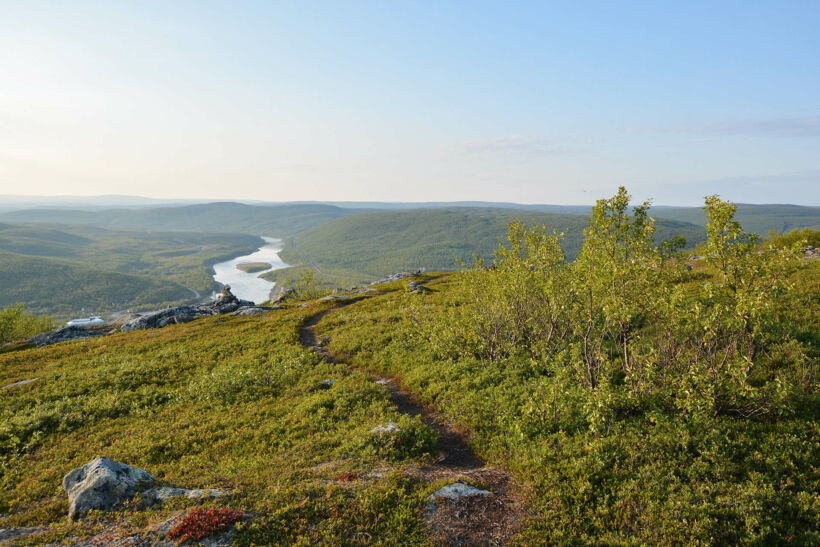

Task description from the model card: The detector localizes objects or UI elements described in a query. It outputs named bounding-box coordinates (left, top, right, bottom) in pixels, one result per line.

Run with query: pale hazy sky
left=1, top=1, right=819, bottom=205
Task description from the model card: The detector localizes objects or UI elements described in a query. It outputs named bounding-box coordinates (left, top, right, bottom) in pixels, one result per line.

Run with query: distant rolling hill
left=0, top=203, right=364, bottom=236
left=0, top=223, right=262, bottom=319
left=273, top=207, right=707, bottom=284
left=652, top=204, right=820, bottom=235
left=0, top=250, right=194, bottom=319
left=285, top=202, right=820, bottom=236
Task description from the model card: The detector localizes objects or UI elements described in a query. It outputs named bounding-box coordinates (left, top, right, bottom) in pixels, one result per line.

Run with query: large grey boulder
left=121, top=306, right=213, bottom=331
left=63, top=458, right=156, bottom=519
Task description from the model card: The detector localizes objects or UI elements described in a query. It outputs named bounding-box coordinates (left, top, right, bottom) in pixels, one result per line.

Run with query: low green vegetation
left=0, top=302, right=439, bottom=544
left=767, top=227, right=820, bottom=248
left=0, top=304, right=53, bottom=345
left=235, top=262, right=272, bottom=273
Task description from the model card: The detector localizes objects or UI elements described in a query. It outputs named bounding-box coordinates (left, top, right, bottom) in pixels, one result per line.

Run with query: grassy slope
left=0, top=203, right=361, bottom=237
left=317, top=262, right=820, bottom=544
left=2, top=264, right=816, bottom=543
left=0, top=293, right=441, bottom=545
left=274, top=207, right=707, bottom=284
left=0, top=223, right=263, bottom=318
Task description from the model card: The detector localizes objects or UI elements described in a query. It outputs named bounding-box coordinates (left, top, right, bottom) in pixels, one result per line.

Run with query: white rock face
left=370, top=422, right=402, bottom=435
left=428, top=482, right=491, bottom=502
left=63, top=458, right=156, bottom=519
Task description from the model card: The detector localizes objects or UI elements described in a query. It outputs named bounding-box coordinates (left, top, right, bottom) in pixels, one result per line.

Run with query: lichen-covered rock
left=63, top=458, right=156, bottom=519
left=140, top=486, right=230, bottom=507
left=121, top=306, right=213, bottom=331
left=26, top=326, right=106, bottom=347
left=230, top=307, right=270, bottom=316
left=371, top=422, right=402, bottom=435
left=427, top=482, right=491, bottom=502
left=0, top=527, right=42, bottom=543
left=122, top=286, right=257, bottom=331
left=270, top=288, right=295, bottom=304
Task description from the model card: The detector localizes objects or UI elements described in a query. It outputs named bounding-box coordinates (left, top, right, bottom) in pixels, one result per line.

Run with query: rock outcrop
left=270, top=288, right=295, bottom=304
left=230, top=307, right=270, bottom=317
left=122, top=285, right=255, bottom=331
left=63, top=458, right=156, bottom=520
left=140, top=486, right=230, bottom=507
left=26, top=326, right=107, bottom=347
left=369, top=270, right=422, bottom=286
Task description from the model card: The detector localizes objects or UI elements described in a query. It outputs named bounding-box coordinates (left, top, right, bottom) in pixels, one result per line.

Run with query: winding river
left=211, top=237, right=291, bottom=304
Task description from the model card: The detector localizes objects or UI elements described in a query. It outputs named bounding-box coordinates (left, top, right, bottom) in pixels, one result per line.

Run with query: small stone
left=2, top=378, right=39, bottom=390
left=0, top=527, right=42, bottom=542
left=427, top=482, right=491, bottom=502
left=371, top=422, right=401, bottom=435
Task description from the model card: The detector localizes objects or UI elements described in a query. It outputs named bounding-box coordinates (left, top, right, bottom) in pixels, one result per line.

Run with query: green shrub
left=0, top=304, right=53, bottom=344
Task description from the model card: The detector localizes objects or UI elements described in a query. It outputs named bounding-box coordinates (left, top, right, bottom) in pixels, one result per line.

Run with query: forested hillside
left=274, top=207, right=706, bottom=284
left=653, top=203, right=820, bottom=234
left=0, top=224, right=262, bottom=319
left=0, top=203, right=361, bottom=236
left=0, top=251, right=193, bottom=318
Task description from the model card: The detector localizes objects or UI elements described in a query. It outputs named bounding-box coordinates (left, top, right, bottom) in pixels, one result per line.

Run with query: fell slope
left=1, top=262, right=816, bottom=544
left=277, top=207, right=706, bottom=282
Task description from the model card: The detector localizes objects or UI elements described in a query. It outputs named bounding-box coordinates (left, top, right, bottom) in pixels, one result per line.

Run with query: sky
left=1, top=1, right=819, bottom=205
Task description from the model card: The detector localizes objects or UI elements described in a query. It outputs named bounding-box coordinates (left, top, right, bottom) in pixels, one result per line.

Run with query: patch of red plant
left=167, top=507, right=243, bottom=544
left=333, top=472, right=360, bottom=482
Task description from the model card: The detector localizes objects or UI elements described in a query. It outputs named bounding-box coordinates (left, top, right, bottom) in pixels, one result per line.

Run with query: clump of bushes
left=767, top=227, right=820, bottom=248
left=167, top=507, right=244, bottom=544
left=427, top=188, right=813, bottom=423
left=0, top=304, right=53, bottom=345
left=343, top=415, right=437, bottom=461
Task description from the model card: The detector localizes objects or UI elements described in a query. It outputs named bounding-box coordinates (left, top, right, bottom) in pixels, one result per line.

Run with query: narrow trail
left=298, top=282, right=525, bottom=546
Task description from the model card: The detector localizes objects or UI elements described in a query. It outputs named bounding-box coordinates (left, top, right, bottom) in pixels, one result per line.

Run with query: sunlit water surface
left=211, top=237, right=291, bottom=304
